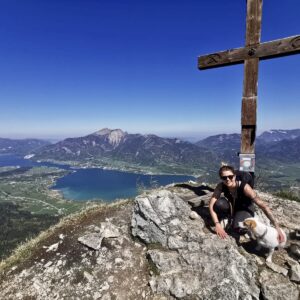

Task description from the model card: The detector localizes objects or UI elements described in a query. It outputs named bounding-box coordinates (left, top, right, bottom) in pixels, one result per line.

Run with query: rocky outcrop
left=0, top=202, right=153, bottom=300
left=131, top=186, right=300, bottom=299
left=0, top=185, right=299, bottom=299
left=132, top=189, right=260, bottom=299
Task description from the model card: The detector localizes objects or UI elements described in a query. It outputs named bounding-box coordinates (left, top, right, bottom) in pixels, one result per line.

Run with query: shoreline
left=1, top=155, right=202, bottom=202
left=31, top=158, right=201, bottom=178
left=1, top=153, right=203, bottom=177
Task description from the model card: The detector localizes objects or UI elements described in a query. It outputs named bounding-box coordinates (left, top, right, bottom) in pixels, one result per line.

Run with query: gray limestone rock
left=131, top=190, right=205, bottom=247
left=290, top=263, right=300, bottom=283
left=266, top=261, right=288, bottom=276
left=100, top=222, right=121, bottom=238
left=189, top=211, right=200, bottom=220
left=84, top=271, right=94, bottom=283
left=78, top=221, right=121, bottom=250
left=45, top=242, right=60, bottom=252
left=259, top=269, right=300, bottom=300
left=1, top=186, right=300, bottom=300
left=78, top=232, right=103, bottom=250
left=132, top=188, right=260, bottom=299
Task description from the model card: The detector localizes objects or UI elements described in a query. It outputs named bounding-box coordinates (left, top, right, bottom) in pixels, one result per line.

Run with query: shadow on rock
left=239, top=239, right=269, bottom=258
left=175, top=183, right=214, bottom=196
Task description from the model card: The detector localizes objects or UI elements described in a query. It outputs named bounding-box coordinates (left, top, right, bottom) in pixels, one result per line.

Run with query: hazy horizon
left=1, top=126, right=299, bottom=143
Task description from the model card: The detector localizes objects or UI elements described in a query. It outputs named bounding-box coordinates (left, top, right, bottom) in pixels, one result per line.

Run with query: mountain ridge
left=1, top=128, right=299, bottom=178
left=29, top=128, right=218, bottom=174
left=195, top=130, right=300, bottom=164
left=0, top=138, right=50, bottom=155
left=30, top=128, right=300, bottom=167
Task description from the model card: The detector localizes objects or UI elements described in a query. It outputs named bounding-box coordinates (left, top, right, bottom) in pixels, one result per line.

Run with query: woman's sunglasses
left=221, top=175, right=234, bottom=181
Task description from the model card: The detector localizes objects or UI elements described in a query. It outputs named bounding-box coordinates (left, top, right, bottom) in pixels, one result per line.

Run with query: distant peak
left=93, top=128, right=127, bottom=136
left=92, top=128, right=127, bottom=146
left=93, top=128, right=112, bottom=136
left=107, top=129, right=127, bottom=146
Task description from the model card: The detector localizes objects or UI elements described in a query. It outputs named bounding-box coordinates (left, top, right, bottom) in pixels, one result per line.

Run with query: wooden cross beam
left=198, top=0, right=300, bottom=173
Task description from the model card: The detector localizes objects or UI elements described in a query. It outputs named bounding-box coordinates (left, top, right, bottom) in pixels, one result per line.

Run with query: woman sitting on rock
left=209, top=165, right=285, bottom=242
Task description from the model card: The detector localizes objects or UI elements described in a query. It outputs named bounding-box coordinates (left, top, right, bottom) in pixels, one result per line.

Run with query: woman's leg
left=213, top=196, right=231, bottom=226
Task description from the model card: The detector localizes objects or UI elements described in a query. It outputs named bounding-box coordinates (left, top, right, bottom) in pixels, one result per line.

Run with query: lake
left=0, top=154, right=195, bottom=202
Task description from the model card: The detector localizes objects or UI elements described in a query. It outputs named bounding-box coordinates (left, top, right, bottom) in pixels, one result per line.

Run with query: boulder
left=290, top=263, right=300, bottom=283
left=132, top=189, right=260, bottom=299
left=78, top=232, right=103, bottom=250
left=78, top=221, right=121, bottom=250
left=259, top=269, right=299, bottom=300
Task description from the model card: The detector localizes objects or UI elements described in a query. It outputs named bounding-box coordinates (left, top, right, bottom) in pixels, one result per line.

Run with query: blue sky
left=0, top=0, right=299, bottom=141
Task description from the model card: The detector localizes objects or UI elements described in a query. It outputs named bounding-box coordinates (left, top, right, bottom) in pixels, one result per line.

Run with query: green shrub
left=274, top=190, right=300, bottom=202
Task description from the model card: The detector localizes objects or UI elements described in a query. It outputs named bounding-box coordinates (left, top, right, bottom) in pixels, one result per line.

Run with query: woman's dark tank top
left=221, top=176, right=255, bottom=214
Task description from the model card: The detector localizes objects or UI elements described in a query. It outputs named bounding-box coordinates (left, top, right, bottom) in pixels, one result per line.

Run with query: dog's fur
left=239, top=217, right=286, bottom=263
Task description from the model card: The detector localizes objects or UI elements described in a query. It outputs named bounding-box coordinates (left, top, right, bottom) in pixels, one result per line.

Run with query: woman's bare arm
left=243, top=184, right=285, bottom=242
left=209, top=183, right=228, bottom=239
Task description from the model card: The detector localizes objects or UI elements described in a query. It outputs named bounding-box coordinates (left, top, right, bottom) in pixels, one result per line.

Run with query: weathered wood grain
left=240, top=0, right=261, bottom=156
left=241, top=126, right=256, bottom=154
left=245, top=0, right=262, bottom=46
left=198, top=35, right=300, bottom=69
left=242, top=97, right=257, bottom=125
left=243, top=58, right=259, bottom=98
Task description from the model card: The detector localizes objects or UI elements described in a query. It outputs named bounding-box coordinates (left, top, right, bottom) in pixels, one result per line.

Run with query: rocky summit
left=0, top=185, right=300, bottom=299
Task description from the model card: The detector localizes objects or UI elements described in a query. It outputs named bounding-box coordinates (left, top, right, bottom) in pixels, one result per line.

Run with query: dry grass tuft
left=0, top=199, right=131, bottom=275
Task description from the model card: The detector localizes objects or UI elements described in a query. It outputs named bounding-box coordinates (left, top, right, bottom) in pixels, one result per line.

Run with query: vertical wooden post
left=240, top=0, right=262, bottom=172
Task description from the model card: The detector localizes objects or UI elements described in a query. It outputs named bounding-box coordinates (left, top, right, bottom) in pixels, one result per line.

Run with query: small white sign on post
left=239, top=153, right=255, bottom=172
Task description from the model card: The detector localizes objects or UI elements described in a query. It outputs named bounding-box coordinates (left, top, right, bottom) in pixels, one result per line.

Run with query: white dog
left=239, top=217, right=286, bottom=263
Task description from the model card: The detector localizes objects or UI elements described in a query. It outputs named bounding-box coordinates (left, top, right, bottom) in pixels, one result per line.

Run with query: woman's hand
left=277, top=228, right=285, bottom=243
left=215, top=223, right=228, bottom=239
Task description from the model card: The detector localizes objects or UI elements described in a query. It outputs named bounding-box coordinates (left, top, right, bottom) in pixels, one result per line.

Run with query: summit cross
left=198, top=0, right=300, bottom=173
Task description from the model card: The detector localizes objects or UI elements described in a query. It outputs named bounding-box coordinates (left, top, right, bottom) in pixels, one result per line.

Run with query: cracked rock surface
left=0, top=202, right=152, bottom=300
left=132, top=189, right=259, bottom=299
left=132, top=186, right=300, bottom=299
left=0, top=185, right=299, bottom=299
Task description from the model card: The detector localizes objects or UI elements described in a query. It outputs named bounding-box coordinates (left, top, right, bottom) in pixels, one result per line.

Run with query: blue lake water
left=0, top=154, right=71, bottom=169
left=0, top=154, right=195, bottom=202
